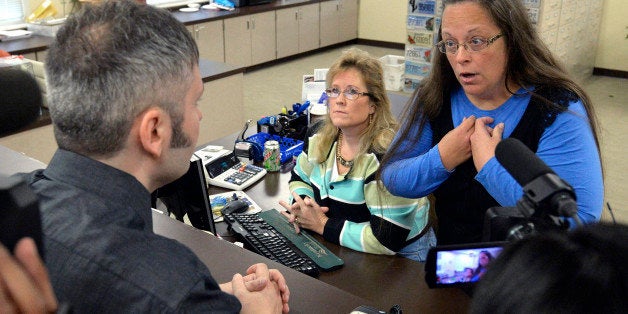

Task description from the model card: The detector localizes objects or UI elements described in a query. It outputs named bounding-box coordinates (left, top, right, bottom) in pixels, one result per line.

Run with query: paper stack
left=0, top=30, right=33, bottom=42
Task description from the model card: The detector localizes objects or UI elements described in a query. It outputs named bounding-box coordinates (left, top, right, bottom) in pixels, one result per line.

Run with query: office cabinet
left=198, top=74, right=245, bottom=143
left=22, top=52, right=37, bottom=61
left=21, top=50, right=47, bottom=62
left=188, top=20, right=225, bottom=63
left=320, top=0, right=358, bottom=48
left=36, top=50, right=48, bottom=62
left=526, top=0, right=603, bottom=82
left=338, top=0, right=358, bottom=43
left=224, top=11, right=276, bottom=67
left=276, top=3, right=320, bottom=59
left=320, top=1, right=339, bottom=47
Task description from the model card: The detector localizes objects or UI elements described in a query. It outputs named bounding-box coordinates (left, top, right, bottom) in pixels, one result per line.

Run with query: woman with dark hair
left=380, top=0, right=603, bottom=245
left=470, top=250, right=493, bottom=282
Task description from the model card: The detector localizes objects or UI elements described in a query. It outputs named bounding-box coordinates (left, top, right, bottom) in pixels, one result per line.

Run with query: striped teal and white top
left=289, top=134, right=430, bottom=255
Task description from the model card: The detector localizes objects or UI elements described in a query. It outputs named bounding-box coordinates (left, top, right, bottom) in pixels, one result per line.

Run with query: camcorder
left=425, top=138, right=578, bottom=290
left=424, top=241, right=507, bottom=289
left=423, top=207, right=567, bottom=290
left=0, top=175, right=44, bottom=257
left=257, top=101, right=311, bottom=141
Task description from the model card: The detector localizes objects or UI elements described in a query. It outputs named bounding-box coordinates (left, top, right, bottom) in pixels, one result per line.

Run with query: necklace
left=336, top=131, right=354, bottom=168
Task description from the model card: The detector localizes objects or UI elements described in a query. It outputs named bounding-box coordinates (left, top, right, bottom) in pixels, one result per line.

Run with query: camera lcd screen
left=425, top=242, right=507, bottom=288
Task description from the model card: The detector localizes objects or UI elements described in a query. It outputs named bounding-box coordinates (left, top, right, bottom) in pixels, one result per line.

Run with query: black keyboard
left=224, top=212, right=320, bottom=277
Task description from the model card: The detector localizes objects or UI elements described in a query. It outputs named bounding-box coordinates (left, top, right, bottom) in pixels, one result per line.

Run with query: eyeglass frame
left=325, top=86, right=373, bottom=101
left=435, top=33, right=504, bottom=54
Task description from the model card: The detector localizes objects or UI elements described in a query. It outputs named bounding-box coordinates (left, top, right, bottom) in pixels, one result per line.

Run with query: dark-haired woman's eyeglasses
left=436, top=33, right=503, bottom=54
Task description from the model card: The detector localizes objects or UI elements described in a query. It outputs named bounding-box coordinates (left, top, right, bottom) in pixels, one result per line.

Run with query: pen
left=606, top=202, right=616, bottom=224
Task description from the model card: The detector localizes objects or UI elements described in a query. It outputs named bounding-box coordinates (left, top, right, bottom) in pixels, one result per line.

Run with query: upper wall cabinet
left=320, top=0, right=358, bottom=48
left=188, top=20, right=225, bottom=63
left=338, top=0, right=358, bottom=43
left=224, top=11, right=277, bottom=67
left=526, top=0, right=603, bottom=82
left=276, top=3, right=321, bottom=59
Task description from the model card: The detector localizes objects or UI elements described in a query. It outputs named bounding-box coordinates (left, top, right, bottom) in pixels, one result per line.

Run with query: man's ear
left=137, top=107, right=170, bottom=158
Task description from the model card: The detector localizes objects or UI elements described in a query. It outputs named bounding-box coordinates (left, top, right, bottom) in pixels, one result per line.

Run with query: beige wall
left=357, top=0, right=406, bottom=44
left=26, top=0, right=626, bottom=72
left=358, top=0, right=627, bottom=73
left=594, top=0, right=628, bottom=72
left=26, top=0, right=77, bottom=19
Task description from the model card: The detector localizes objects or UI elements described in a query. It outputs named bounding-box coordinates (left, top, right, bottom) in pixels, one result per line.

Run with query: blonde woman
left=280, top=48, right=433, bottom=261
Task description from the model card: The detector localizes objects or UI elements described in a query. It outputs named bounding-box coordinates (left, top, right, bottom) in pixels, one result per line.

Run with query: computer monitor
left=151, top=157, right=216, bottom=235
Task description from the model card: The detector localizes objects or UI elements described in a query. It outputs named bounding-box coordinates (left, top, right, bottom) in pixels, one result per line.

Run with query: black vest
left=430, top=87, right=575, bottom=244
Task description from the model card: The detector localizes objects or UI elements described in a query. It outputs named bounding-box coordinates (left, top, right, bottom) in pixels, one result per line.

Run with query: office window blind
left=0, top=0, right=25, bottom=26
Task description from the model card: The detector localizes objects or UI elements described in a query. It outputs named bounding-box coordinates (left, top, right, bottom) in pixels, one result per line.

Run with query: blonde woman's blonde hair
left=313, top=48, right=398, bottom=163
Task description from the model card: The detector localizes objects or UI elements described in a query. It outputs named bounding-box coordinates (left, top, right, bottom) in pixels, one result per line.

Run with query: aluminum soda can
left=263, top=140, right=281, bottom=172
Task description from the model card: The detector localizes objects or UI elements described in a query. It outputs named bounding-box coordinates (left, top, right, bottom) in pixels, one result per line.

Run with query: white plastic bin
left=379, top=55, right=405, bottom=91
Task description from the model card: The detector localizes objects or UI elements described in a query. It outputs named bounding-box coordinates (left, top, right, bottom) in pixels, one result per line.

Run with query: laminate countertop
left=0, top=0, right=327, bottom=55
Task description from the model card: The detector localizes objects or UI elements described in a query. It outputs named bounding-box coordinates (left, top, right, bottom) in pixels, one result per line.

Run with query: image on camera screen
left=435, top=246, right=504, bottom=285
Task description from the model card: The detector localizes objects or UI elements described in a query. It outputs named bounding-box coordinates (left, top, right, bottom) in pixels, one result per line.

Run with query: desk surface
left=153, top=211, right=372, bottom=313
left=197, top=92, right=470, bottom=313
left=0, top=144, right=46, bottom=176
left=0, top=143, right=373, bottom=313
left=202, top=169, right=470, bottom=313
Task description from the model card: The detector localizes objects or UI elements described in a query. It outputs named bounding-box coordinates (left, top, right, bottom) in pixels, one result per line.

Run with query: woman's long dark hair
left=473, top=250, right=493, bottom=276
left=380, top=0, right=601, bottom=174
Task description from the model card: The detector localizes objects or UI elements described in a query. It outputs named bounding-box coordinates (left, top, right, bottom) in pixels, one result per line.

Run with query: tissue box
left=379, top=55, right=405, bottom=91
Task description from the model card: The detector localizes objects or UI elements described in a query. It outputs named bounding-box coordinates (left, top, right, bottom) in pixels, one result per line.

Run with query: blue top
left=23, top=149, right=241, bottom=313
left=381, top=87, right=603, bottom=225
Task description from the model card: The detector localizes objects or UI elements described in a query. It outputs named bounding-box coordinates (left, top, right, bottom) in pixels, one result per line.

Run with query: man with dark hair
left=21, top=1, right=289, bottom=312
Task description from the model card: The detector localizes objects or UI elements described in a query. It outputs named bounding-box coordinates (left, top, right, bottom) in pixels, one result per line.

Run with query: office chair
left=0, top=67, right=42, bottom=136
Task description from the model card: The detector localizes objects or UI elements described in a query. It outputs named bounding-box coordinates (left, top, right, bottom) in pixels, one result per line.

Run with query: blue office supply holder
left=245, top=132, right=304, bottom=164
